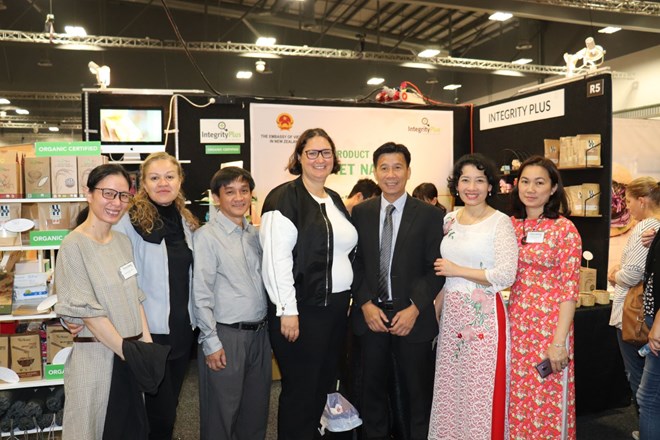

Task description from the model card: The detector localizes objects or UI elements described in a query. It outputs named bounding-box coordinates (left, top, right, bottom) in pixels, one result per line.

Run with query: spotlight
left=88, top=61, right=111, bottom=88
left=44, top=14, right=55, bottom=34
left=255, top=60, right=266, bottom=73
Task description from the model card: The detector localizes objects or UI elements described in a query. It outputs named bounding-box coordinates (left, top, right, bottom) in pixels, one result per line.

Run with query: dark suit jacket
left=351, top=195, right=445, bottom=342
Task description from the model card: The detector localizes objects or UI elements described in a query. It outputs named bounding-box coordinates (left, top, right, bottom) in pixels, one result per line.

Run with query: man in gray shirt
left=192, top=166, right=271, bottom=440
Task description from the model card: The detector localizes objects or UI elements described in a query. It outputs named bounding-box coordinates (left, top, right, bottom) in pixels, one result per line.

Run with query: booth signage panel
left=35, top=142, right=101, bottom=157
left=200, top=119, right=245, bottom=144
left=44, top=364, right=65, bottom=380
left=250, top=103, right=454, bottom=212
left=479, top=89, right=565, bottom=131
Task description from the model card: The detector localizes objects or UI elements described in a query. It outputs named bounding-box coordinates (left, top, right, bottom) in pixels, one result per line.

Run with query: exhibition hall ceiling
left=0, top=0, right=659, bottom=137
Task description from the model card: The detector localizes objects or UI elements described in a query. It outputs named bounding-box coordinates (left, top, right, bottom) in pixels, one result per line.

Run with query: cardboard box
left=24, top=157, right=52, bottom=198
left=0, top=151, right=23, bottom=198
left=13, top=272, right=48, bottom=301
left=0, top=335, right=8, bottom=369
left=0, top=272, right=13, bottom=315
left=50, top=156, right=78, bottom=197
left=579, top=267, right=597, bottom=292
left=10, top=333, right=42, bottom=380
left=77, top=155, right=107, bottom=196
left=46, top=324, right=73, bottom=364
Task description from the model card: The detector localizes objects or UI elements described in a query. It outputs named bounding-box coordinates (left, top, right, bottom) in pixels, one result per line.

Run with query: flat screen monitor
left=99, top=107, right=165, bottom=155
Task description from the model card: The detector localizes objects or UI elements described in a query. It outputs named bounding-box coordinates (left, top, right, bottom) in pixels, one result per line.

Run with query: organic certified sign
left=29, top=230, right=70, bottom=246
left=35, top=142, right=101, bottom=157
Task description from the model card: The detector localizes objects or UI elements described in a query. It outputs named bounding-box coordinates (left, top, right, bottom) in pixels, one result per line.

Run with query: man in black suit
left=351, top=142, right=445, bottom=440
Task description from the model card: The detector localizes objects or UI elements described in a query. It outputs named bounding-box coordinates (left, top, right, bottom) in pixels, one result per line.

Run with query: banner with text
left=479, top=89, right=565, bottom=131
left=250, top=104, right=454, bottom=212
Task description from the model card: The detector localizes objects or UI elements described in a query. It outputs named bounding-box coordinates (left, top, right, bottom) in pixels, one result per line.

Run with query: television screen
left=100, top=108, right=163, bottom=144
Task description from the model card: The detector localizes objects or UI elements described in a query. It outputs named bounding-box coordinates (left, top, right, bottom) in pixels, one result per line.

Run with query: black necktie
left=378, top=204, right=395, bottom=302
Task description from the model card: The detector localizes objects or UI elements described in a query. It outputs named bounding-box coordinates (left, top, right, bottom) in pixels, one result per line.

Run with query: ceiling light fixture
left=236, top=71, right=253, bottom=79
left=493, top=69, right=524, bottom=77
left=418, top=48, right=440, bottom=58
left=48, top=126, right=60, bottom=132
left=401, top=62, right=437, bottom=70
left=489, top=12, right=513, bottom=22
left=15, top=109, right=30, bottom=115
left=64, top=26, right=87, bottom=37
left=255, top=60, right=266, bottom=73
left=88, top=61, right=111, bottom=88
left=443, top=84, right=462, bottom=90
left=0, top=98, right=9, bottom=105
left=598, top=26, right=621, bottom=34
left=256, top=37, right=276, bottom=46
left=512, top=58, right=533, bottom=65
left=367, top=77, right=385, bottom=85
left=515, top=40, right=533, bottom=51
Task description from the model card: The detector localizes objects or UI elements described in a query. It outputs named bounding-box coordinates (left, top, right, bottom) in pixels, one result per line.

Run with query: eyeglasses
left=93, top=187, right=133, bottom=203
left=303, top=149, right=333, bottom=160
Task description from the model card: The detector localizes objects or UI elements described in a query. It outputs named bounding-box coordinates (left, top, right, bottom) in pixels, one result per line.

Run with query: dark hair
left=286, top=128, right=341, bottom=175
left=372, top=142, right=411, bottom=167
left=348, top=178, right=381, bottom=199
left=447, top=153, right=498, bottom=204
left=412, top=182, right=446, bottom=210
left=511, top=155, right=569, bottom=219
left=87, top=164, right=131, bottom=191
left=210, top=166, right=255, bottom=195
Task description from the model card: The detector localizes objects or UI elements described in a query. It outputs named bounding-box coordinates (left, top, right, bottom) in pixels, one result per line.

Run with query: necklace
left=459, top=206, right=490, bottom=226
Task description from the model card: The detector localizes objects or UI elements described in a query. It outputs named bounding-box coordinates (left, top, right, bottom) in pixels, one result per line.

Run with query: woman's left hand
left=607, top=265, right=619, bottom=286
left=547, top=343, right=569, bottom=374
left=648, top=318, right=660, bottom=356
left=434, top=258, right=458, bottom=277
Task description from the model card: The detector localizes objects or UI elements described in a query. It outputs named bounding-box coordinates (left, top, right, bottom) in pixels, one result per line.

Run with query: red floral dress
left=508, top=216, right=581, bottom=440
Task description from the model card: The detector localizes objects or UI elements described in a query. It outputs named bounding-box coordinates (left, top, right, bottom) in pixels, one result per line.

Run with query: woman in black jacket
left=260, top=128, right=358, bottom=439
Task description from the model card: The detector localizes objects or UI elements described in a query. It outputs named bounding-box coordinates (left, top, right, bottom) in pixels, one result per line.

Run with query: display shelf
left=569, top=214, right=603, bottom=218
left=0, top=245, right=61, bottom=251
left=1, top=426, right=61, bottom=437
left=108, top=159, right=191, bottom=165
left=557, top=166, right=604, bottom=170
left=0, top=197, right=86, bottom=203
left=0, top=378, right=63, bottom=391
left=0, top=311, right=56, bottom=322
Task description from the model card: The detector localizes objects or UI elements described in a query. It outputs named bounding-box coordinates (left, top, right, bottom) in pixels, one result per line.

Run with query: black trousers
left=358, top=322, right=435, bottom=440
left=269, top=292, right=350, bottom=440
left=146, top=333, right=195, bottom=440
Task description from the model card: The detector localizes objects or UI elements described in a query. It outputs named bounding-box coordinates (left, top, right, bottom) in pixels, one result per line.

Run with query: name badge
left=525, top=231, right=545, bottom=244
left=119, top=262, right=138, bottom=280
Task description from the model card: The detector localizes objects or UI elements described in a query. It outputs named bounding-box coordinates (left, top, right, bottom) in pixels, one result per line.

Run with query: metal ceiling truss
left=517, top=0, right=660, bottom=16
left=0, top=30, right=633, bottom=78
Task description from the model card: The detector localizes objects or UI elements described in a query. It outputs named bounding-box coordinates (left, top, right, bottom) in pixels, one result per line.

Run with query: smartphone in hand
left=535, top=358, right=552, bottom=379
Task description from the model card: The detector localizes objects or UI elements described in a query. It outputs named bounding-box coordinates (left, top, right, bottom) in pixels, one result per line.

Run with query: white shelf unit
left=0, top=312, right=56, bottom=322
left=0, top=378, right=63, bottom=391
left=1, top=426, right=62, bottom=438
left=0, top=197, right=86, bottom=203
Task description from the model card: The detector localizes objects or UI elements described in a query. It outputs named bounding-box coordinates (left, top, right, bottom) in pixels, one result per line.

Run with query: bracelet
left=552, top=343, right=566, bottom=348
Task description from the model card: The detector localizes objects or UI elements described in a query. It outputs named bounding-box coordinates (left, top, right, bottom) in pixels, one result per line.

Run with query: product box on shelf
left=13, top=272, right=48, bottom=301
left=576, top=134, right=601, bottom=167
left=0, top=335, right=8, bottom=368
left=9, top=333, right=42, bottom=380
left=565, top=185, right=584, bottom=216
left=24, top=157, right=52, bottom=198
left=582, top=183, right=601, bottom=217
left=0, top=203, right=21, bottom=246
left=46, top=324, right=73, bottom=364
left=37, top=202, right=81, bottom=230
left=543, top=139, right=560, bottom=165
left=77, top=155, right=107, bottom=196
left=0, top=272, right=14, bottom=315
left=579, top=267, right=597, bottom=292
left=0, top=151, right=23, bottom=199
left=50, top=156, right=78, bottom=197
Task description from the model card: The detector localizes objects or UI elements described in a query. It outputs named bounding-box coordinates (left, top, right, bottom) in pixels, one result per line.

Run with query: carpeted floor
left=174, top=359, right=639, bottom=440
